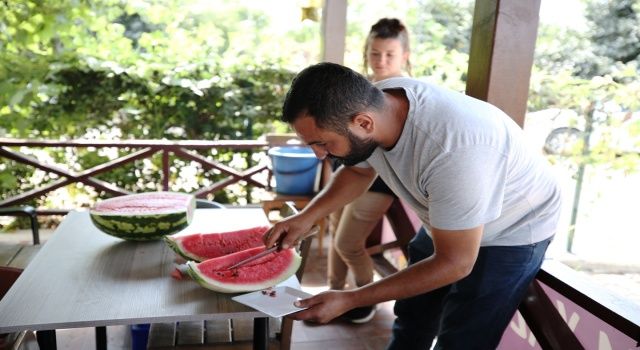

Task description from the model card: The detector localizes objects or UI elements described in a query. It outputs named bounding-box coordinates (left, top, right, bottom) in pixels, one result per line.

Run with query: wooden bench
left=147, top=202, right=314, bottom=350
left=0, top=244, right=42, bottom=269
left=0, top=243, right=42, bottom=350
left=0, top=205, right=42, bottom=270
left=0, top=205, right=42, bottom=269
left=0, top=206, right=45, bottom=350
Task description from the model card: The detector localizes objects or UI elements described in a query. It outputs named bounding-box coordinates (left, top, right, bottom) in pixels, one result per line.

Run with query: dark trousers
left=387, top=228, right=552, bottom=350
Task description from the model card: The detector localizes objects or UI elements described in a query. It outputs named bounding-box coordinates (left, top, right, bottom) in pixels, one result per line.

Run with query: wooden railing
left=505, top=259, right=640, bottom=349
left=0, top=138, right=272, bottom=214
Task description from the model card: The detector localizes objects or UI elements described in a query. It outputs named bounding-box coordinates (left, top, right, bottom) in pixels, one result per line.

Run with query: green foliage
left=534, top=25, right=606, bottom=79
left=1, top=0, right=639, bottom=219
left=586, top=0, right=640, bottom=66
left=407, top=0, right=472, bottom=91
left=529, top=66, right=640, bottom=173
left=530, top=0, right=640, bottom=177
left=0, top=0, right=303, bottom=210
left=535, top=0, right=640, bottom=78
left=26, top=63, right=294, bottom=140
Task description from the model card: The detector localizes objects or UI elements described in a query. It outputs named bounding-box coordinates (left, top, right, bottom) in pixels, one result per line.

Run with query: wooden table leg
left=253, top=317, right=269, bottom=350
left=36, top=330, right=56, bottom=350
left=95, top=326, right=107, bottom=350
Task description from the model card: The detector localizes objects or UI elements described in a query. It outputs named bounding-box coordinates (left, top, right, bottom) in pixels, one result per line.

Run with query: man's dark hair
left=281, top=62, right=385, bottom=134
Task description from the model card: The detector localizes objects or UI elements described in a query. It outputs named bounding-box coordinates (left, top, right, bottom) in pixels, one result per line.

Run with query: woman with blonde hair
left=328, top=17, right=412, bottom=324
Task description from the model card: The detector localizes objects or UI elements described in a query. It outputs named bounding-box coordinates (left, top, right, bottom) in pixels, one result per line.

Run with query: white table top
left=0, top=208, right=272, bottom=333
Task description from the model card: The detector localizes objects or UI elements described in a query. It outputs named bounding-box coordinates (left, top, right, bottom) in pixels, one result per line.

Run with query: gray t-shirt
left=362, top=77, right=561, bottom=246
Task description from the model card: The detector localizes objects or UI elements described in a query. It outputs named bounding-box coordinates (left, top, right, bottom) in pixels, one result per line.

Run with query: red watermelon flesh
left=164, top=225, right=270, bottom=262
left=186, top=246, right=301, bottom=293
left=94, top=191, right=193, bottom=214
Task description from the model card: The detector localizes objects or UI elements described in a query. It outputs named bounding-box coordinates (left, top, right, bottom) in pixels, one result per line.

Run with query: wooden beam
left=466, top=0, right=541, bottom=127
left=321, top=0, right=347, bottom=64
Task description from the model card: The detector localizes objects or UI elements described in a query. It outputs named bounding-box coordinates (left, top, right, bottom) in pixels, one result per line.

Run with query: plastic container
left=268, top=146, right=320, bottom=195
left=130, top=323, right=150, bottom=350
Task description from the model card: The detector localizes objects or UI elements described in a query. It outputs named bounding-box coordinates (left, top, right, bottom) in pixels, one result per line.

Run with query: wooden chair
left=0, top=208, right=42, bottom=349
left=147, top=202, right=314, bottom=350
left=0, top=205, right=42, bottom=274
left=0, top=206, right=40, bottom=245
left=0, top=266, right=40, bottom=350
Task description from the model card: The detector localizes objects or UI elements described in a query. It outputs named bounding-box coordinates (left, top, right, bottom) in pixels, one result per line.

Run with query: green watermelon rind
left=164, top=235, right=203, bottom=261
left=186, top=251, right=302, bottom=293
left=89, top=192, right=196, bottom=241
left=90, top=212, right=191, bottom=240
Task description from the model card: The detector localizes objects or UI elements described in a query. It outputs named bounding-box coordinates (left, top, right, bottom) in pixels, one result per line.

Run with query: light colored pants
left=328, top=191, right=394, bottom=290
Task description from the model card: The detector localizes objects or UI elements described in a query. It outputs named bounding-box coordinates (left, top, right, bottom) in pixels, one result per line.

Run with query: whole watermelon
left=90, top=192, right=196, bottom=241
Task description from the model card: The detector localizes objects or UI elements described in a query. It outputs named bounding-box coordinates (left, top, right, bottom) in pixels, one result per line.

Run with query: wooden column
left=321, top=0, right=347, bottom=64
left=465, top=0, right=541, bottom=127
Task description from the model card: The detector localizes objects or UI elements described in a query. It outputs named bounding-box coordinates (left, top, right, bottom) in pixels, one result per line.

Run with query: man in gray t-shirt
left=266, top=63, right=561, bottom=349
left=370, top=77, right=561, bottom=247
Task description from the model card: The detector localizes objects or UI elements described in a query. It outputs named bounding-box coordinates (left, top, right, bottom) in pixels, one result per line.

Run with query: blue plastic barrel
left=268, top=146, right=320, bottom=195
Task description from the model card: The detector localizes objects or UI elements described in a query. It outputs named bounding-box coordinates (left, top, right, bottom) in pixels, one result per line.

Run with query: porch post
left=465, top=0, right=541, bottom=127
left=321, top=0, right=347, bottom=64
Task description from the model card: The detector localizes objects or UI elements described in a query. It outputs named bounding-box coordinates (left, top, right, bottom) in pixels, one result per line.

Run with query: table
left=0, top=208, right=273, bottom=350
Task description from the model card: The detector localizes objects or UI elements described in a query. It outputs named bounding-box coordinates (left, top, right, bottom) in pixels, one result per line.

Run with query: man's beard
left=329, top=131, right=379, bottom=166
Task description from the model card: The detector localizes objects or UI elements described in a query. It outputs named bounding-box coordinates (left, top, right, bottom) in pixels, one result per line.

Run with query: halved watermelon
left=164, top=225, right=270, bottom=262
left=186, top=246, right=301, bottom=293
left=90, top=191, right=195, bottom=241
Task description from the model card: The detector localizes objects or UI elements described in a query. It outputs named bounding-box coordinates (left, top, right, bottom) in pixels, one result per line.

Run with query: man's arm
left=265, top=165, right=376, bottom=249
left=291, top=225, right=483, bottom=323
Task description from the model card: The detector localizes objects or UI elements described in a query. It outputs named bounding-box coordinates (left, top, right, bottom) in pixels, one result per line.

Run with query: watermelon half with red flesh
left=186, top=246, right=301, bottom=293
left=89, top=191, right=195, bottom=241
left=164, top=225, right=270, bottom=262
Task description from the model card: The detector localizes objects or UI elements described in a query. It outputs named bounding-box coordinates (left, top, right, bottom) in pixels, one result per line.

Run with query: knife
left=227, top=225, right=319, bottom=270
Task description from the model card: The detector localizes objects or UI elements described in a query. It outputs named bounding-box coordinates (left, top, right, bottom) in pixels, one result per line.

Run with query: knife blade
left=227, top=225, right=319, bottom=270
left=227, top=245, right=279, bottom=270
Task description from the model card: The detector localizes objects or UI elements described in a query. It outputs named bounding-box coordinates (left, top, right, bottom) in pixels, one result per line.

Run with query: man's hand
left=264, top=165, right=376, bottom=250
left=263, top=213, right=315, bottom=250
left=289, top=290, right=355, bottom=324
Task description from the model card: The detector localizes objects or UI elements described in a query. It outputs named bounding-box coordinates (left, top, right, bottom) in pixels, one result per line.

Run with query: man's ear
left=350, top=113, right=374, bottom=135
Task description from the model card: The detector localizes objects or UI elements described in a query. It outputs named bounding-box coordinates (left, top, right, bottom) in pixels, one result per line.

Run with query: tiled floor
left=6, top=230, right=396, bottom=350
